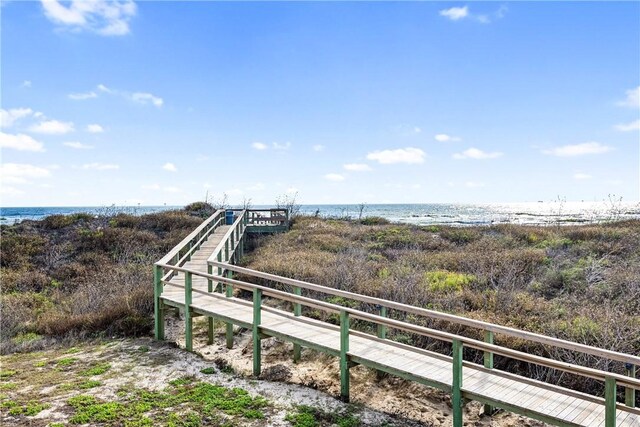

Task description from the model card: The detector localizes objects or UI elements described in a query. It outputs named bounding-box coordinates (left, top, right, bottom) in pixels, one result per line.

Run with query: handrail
left=156, top=209, right=225, bottom=266
left=207, top=210, right=247, bottom=264
left=210, top=262, right=640, bottom=367
left=157, top=262, right=640, bottom=392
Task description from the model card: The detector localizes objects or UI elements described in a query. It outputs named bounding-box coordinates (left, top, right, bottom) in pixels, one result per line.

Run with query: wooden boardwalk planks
left=158, top=232, right=640, bottom=427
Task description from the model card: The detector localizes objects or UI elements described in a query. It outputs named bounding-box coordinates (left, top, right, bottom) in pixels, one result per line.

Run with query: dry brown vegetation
left=2, top=208, right=638, bottom=403
left=244, top=217, right=640, bottom=400
left=0, top=204, right=211, bottom=353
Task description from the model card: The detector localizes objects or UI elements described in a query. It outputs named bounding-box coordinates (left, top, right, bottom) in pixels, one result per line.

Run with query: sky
left=1, top=1, right=639, bottom=207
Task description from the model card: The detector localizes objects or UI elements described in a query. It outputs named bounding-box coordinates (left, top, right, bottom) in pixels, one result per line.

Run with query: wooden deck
left=161, top=283, right=640, bottom=427
left=154, top=209, right=640, bottom=427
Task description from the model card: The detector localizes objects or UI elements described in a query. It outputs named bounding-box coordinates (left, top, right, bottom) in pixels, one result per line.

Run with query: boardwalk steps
left=154, top=209, right=640, bottom=427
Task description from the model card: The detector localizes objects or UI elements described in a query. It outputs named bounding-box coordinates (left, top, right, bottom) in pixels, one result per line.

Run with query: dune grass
left=244, top=216, right=640, bottom=399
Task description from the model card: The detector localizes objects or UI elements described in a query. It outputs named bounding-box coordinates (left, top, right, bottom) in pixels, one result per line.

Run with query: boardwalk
left=154, top=209, right=640, bottom=427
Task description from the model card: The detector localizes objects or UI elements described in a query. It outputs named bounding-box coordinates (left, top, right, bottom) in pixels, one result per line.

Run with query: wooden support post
left=626, top=363, right=636, bottom=407
left=452, top=339, right=464, bottom=427
left=340, top=310, right=350, bottom=402
left=293, top=286, right=302, bottom=363
left=376, top=305, right=387, bottom=380
left=253, top=288, right=262, bottom=377
left=207, top=264, right=214, bottom=345
left=153, top=265, right=165, bottom=340
left=483, top=330, right=495, bottom=415
left=605, top=376, right=616, bottom=427
left=184, top=271, right=193, bottom=352
left=224, top=240, right=229, bottom=262
left=225, top=270, right=234, bottom=349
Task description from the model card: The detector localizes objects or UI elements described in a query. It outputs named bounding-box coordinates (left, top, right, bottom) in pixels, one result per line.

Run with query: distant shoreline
left=2, top=201, right=639, bottom=227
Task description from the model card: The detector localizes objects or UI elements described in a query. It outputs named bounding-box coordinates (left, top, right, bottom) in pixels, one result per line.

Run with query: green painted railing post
left=340, top=310, right=350, bottom=402
left=225, top=269, right=234, bottom=349
left=207, top=264, right=214, bottom=344
left=626, top=363, right=636, bottom=407
left=293, top=286, right=302, bottom=362
left=224, top=240, right=229, bottom=263
left=483, top=330, right=495, bottom=415
left=376, top=305, right=387, bottom=380
left=153, top=265, right=165, bottom=340
left=230, top=232, right=235, bottom=262
left=184, top=271, right=193, bottom=352
left=217, top=251, right=223, bottom=291
left=605, top=376, right=616, bottom=427
left=253, top=288, right=262, bottom=377
left=452, top=339, right=464, bottom=427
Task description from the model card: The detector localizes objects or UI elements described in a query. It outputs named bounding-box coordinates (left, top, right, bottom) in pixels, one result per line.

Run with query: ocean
left=1, top=201, right=639, bottom=227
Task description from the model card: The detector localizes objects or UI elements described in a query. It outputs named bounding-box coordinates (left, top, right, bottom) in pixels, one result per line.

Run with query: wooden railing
left=239, top=208, right=289, bottom=229
left=158, top=260, right=639, bottom=426
left=153, top=209, right=226, bottom=340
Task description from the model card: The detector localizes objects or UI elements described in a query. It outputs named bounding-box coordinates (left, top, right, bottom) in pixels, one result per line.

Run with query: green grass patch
left=286, top=405, right=360, bottom=427
left=65, top=378, right=269, bottom=426
left=78, top=380, right=102, bottom=389
left=200, top=367, right=216, bottom=375
left=12, top=332, right=42, bottom=344
left=0, top=382, right=17, bottom=391
left=56, top=357, right=78, bottom=367
left=423, top=270, right=475, bottom=292
left=80, top=362, right=111, bottom=376
left=0, top=370, right=17, bottom=378
left=3, top=400, right=50, bottom=416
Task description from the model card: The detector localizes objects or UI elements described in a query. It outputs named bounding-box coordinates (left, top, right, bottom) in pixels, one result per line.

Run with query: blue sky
left=1, top=1, right=639, bottom=206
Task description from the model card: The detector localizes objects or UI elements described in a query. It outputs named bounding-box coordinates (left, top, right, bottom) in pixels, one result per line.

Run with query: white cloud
left=439, top=4, right=507, bottom=24
left=0, top=163, right=51, bottom=184
left=453, top=147, right=503, bottom=160
left=273, top=142, right=291, bottom=150
left=29, top=119, right=75, bottom=134
left=68, top=91, right=97, bottom=100
left=0, top=132, right=45, bottom=152
left=63, top=141, right=93, bottom=149
left=542, top=142, right=613, bottom=157
left=573, top=173, right=592, bottom=180
left=434, top=133, right=461, bottom=142
left=86, top=124, right=104, bottom=133
left=614, top=120, right=640, bottom=132
left=343, top=163, right=372, bottom=172
left=131, top=92, right=163, bottom=107
left=74, top=84, right=163, bottom=107
left=0, top=108, right=33, bottom=128
left=617, top=86, right=640, bottom=108
left=312, top=144, right=325, bottom=152
left=465, top=181, right=485, bottom=188
left=22, top=80, right=32, bottom=88
left=324, top=173, right=345, bottom=182
left=252, top=142, right=268, bottom=150
left=366, top=147, right=426, bottom=164
left=81, top=163, right=119, bottom=170
left=440, top=6, right=469, bottom=21
left=40, top=0, right=137, bottom=36
left=163, top=162, right=177, bottom=172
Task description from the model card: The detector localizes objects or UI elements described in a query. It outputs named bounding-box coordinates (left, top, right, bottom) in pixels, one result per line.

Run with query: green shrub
left=423, top=270, right=476, bottom=292
left=360, top=216, right=389, bottom=225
